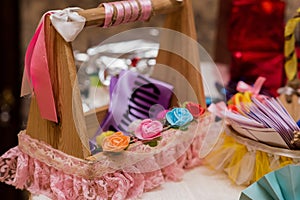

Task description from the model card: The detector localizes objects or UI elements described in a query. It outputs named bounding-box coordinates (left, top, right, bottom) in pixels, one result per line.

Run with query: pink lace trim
left=0, top=129, right=203, bottom=200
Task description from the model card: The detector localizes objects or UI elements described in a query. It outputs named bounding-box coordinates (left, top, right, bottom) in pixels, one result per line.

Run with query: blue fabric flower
left=165, top=108, right=193, bottom=127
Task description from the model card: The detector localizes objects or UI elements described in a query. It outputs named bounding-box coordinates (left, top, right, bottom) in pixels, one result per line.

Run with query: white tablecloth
left=142, top=166, right=246, bottom=200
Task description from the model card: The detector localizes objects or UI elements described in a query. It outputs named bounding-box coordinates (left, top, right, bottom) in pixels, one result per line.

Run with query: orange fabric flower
left=102, top=132, right=130, bottom=152
left=96, top=131, right=115, bottom=147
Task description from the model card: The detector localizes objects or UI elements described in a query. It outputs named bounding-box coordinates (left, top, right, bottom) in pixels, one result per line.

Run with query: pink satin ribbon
left=22, top=13, right=58, bottom=122
left=102, top=3, right=114, bottom=28
left=122, top=2, right=132, bottom=23
left=209, top=77, right=267, bottom=118
left=128, top=0, right=140, bottom=22
left=236, top=76, right=266, bottom=98
left=137, top=0, right=152, bottom=21
left=101, top=0, right=152, bottom=28
left=113, top=2, right=125, bottom=26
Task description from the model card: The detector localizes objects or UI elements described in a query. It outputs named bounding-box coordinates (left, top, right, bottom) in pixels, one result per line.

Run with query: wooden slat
left=153, top=0, right=206, bottom=107
left=26, top=16, right=90, bottom=159
left=84, top=105, right=109, bottom=139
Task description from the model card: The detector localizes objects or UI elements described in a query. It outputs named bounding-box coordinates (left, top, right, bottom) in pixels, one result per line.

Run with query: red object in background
left=131, top=57, right=140, bottom=67
left=228, top=0, right=285, bottom=97
left=231, top=52, right=284, bottom=96
left=228, top=0, right=285, bottom=52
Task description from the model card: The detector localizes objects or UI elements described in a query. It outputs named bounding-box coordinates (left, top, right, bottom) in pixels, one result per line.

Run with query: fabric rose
left=96, top=131, right=115, bottom=147
left=166, top=108, right=193, bottom=127
left=134, top=119, right=163, bottom=140
left=102, top=132, right=130, bottom=152
left=185, top=102, right=205, bottom=117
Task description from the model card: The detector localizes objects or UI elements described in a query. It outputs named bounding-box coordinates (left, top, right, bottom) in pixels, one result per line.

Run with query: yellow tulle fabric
left=204, top=131, right=300, bottom=186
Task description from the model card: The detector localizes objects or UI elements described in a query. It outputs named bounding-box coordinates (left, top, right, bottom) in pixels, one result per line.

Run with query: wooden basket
left=0, top=0, right=208, bottom=199
left=26, top=0, right=205, bottom=159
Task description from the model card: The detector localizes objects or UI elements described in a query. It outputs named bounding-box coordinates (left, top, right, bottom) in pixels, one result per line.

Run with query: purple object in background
left=100, top=70, right=173, bottom=134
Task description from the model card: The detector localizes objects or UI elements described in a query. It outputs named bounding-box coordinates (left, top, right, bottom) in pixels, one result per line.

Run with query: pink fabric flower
left=134, top=119, right=163, bottom=140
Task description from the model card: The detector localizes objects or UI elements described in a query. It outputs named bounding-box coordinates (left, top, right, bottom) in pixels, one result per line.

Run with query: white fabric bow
left=50, top=7, right=86, bottom=42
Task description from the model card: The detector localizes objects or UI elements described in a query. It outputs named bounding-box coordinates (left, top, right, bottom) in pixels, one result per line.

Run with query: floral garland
left=95, top=102, right=205, bottom=153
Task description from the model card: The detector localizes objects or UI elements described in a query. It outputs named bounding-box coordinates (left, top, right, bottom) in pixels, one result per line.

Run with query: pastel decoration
left=237, top=76, right=265, bottom=94
left=102, top=131, right=130, bottom=152
left=121, top=1, right=132, bottom=23
left=138, top=0, right=152, bottom=21
left=240, top=164, right=300, bottom=200
left=112, top=2, right=125, bottom=26
left=22, top=13, right=58, bottom=122
left=134, top=119, right=163, bottom=140
left=102, top=3, right=114, bottom=28
left=232, top=92, right=252, bottom=106
left=99, top=70, right=173, bottom=133
left=184, top=101, right=205, bottom=118
left=236, top=76, right=266, bottom=98
left=100, top=0, right=152, bottom=28
left=50, top=7, right=86, bottom=42
left=128, top=0, right=140, bottom=22
left=165, top=108, right=193, bottom=127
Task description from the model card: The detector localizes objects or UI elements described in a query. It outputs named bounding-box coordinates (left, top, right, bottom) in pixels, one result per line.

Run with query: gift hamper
left=0, top=0, right=216, bottom=199
left=204, top=7, right=300, bottom=186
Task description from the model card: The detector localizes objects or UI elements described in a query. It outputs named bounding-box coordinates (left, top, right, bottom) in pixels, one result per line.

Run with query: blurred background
left=1, top=0, right=300, bottom=199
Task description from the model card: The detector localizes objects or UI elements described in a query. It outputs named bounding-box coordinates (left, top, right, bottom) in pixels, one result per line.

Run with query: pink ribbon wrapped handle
left=101, top=0, right=152, bottom=28
left=128, top=0, right=140, bottom=22
left=138, top=0, right=152, bottom=21
left=102, top=3, right=114, bottom=27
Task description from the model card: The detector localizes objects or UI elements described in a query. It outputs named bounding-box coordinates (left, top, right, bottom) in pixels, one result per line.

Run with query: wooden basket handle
left=78, top=0, right=183, bottom=27
left=26, top=0, right=205, bottom=159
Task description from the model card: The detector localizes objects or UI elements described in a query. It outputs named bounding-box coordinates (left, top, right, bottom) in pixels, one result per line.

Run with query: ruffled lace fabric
left=205, top=127, right=300, bottom=186
left=0, top=122, right=204, bottom=200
